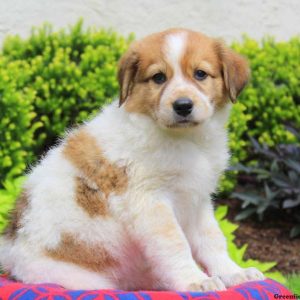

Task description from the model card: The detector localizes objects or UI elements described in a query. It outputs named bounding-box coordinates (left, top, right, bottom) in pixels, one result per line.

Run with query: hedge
left=0, top=21, right=299, bottom=193
left=221, top=36, right=300, bottom=192
left=0, top=58, right=39, bottom=180
left=0, top=20, right=132, bottom=183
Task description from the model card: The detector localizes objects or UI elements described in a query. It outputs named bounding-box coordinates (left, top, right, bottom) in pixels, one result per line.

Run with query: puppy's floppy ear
left=217, top=41, right=250, bottom=103
left=118, top=47, right=139, bottom=106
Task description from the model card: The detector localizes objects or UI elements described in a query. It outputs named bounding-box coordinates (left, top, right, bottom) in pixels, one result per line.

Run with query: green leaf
left=235, top=208, right=257, bottom=221
left=215, top=205, right=228, bottom=220
left=290, top=224, right=300, bottom=238
left=285, top=159, right=300, bottom=174
left=232, top=192, right=263, bottom=205
left=287, top=274, right=300, bottom=294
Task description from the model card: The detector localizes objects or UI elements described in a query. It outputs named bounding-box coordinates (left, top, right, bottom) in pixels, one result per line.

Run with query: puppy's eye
left=152, top=72, right=167, bottom=84
left=194, top=70, right=208, bottom=81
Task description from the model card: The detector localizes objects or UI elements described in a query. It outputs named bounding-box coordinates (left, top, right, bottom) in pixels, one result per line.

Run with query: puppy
left=0, top=28, right=264, bottom=291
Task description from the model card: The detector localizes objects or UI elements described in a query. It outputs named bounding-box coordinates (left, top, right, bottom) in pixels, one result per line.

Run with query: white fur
left=164, top=32, right=186, bottom=74
left=157, top=33, right=213, bottom=127
left=0, top=33, right=264, bottom=291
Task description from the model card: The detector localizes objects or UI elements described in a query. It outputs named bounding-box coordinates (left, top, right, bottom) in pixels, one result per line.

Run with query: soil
left=217, top=198, right=300, bottom=275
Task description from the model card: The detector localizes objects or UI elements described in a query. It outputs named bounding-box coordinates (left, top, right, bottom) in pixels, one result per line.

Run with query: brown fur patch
left=181, top=31, right=228, bottom=109
left=75, top=177, right=108, bottom=217
left=3, top=190, right=29, bottom=239
left=150, top=202, right=187, bottom=252
left=118, top=29, right=178, bottom=116
left=63, top=129, right=128, bottom=216
left=182, top=31, right=249, bottom=106
left=216, top=41, right=250, bottom=103
left=46, top=233, right=118, bottom=273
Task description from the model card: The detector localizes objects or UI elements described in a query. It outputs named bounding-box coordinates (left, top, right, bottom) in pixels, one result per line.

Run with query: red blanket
left=0, top=276, right=293, bottom=300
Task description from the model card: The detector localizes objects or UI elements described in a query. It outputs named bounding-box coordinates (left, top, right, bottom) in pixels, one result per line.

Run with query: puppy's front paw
left=188, top=276, right=226, bottom=292
left=220, top=267, right=265, bottom=287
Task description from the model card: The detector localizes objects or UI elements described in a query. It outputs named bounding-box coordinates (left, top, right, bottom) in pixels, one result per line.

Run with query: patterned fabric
left=0, top=276, right=293, bottom=300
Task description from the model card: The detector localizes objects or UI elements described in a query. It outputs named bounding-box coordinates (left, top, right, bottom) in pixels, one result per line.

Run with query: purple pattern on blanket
left=0, top=276, right=293, bottom=300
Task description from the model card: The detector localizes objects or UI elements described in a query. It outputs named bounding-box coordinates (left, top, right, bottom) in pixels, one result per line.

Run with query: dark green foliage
left=231, top=127, right=300, bottom=237
left=0, top=20, right=132, bottom=183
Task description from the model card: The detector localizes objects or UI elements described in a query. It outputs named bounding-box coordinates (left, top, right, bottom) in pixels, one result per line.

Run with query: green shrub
left=0, top=57, right=40, bottom=181
left=0, top=176, right=25, bottom=231
left=231, top=36, right=300, bottom=146
left=0, top=20, right=132, bottom=183
left=220, top=36, right=300, bottom=193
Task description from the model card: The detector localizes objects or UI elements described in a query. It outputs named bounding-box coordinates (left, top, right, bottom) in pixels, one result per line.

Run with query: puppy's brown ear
left=118, top=48, right=139, bottom=106
left=217, top=42, right=250, bottom=103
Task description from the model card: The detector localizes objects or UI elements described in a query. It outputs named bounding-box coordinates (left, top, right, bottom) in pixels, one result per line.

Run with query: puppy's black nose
left=173, top=98, right=193, bottom=117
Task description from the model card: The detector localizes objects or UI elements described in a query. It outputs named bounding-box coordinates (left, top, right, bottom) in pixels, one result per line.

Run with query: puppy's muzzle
left=172, top=98, right=193, bottom=117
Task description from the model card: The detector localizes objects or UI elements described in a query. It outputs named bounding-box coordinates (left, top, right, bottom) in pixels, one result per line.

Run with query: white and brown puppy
left=0, top=29, right=264, bottom=291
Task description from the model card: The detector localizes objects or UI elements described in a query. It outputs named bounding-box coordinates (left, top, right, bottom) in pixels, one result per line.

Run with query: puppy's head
left=118, top=29, right=249, bottom=129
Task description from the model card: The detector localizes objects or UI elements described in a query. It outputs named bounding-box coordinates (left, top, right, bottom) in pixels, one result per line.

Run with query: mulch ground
left=217, top=199, right=300, bottom=275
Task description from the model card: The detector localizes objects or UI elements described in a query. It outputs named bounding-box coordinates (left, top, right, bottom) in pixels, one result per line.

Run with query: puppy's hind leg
left=13, top=256, right=116, bottom=290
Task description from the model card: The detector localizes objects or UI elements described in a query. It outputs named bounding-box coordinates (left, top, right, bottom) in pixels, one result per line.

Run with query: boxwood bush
left=0, top=57, right=39, bottom=180
left=231, top=36, right=300, bottom=148
left=0, top=21, right=299, bottom=193
left=221, top=36, right=300, bottom=192
left=0, top=20, right=132, bottom=183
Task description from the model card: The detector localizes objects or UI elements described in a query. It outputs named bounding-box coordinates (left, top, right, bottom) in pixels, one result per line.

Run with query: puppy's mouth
left=178, top=119, right=192, bottom=124
left=156, top=109, right=204, bottom=129
left=167, top=118, right=200, bottom=128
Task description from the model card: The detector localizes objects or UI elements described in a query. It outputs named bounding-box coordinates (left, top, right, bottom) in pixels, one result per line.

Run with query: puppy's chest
left=128, top=144, right=218, bottom=194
